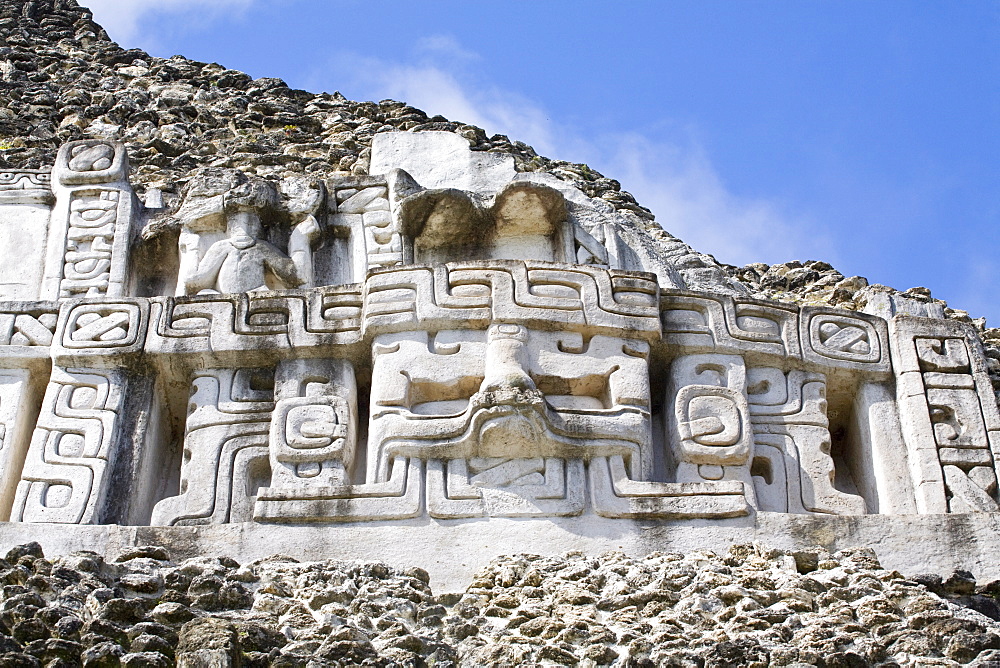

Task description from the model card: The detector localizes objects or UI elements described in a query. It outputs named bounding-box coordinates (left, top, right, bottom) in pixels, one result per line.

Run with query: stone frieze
left=0, top=137, right=993, bottom=527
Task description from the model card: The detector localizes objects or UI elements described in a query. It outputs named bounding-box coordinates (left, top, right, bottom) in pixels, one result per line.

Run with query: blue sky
left=85, top=1, right=1000, bottom=324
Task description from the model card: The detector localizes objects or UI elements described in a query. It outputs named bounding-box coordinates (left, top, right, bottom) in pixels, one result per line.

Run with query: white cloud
left=85, top=0, right=255, bottom=46
left=414, top=34, right=481, bottom=63
left=315, top=38, right=822, bottom=268
left=597, top=133, right=832, bottom=267
left=319, top=52, right=558, bottom=157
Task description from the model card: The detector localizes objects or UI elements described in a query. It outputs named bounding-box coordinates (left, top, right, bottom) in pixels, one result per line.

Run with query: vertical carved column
left=666, top=354, right=755, bottom=504
left=892, top=316, right=1000, bottom=513
left=11, top=366, right=125, bottom=523
left=44, top=140, right=137, bottom=300
left=12, top=299, right=149, bottom=524
left=254, top=355, right=421, bottom=523
left=267, top=359, right=357, bottom=489
left=919, top=338, right=998, bottom=511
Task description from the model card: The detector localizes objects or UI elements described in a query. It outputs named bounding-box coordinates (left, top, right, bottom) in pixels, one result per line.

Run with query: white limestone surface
left=1, top=513, right=998, bottom=592
left=370, top=131, right=517, bottom=195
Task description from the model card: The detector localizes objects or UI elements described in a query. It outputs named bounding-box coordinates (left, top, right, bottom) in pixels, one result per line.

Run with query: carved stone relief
left=0, top=304, right=57, bottom=348
left=0, top=368, right=43, bottom=521
left=174, top=170, right=307, bottom=296
left=892, top=316, right=1000, bottom=514
left=12, top=366, right=126, bottom=524
left=0, top=138, right=995, bottom=530
left=666, top=354, right=755, bottom=503
left=339, top=183, right=404, bottom=270
left=45, top=140, right=137, bottom=301
left=150, top=367, right=275, bottom=525
left=919, top=337, right=997, bottom=511
left=427, top=456, right=585, bottom=519
left=266, top=359, right=357, bottom=489
left=747, top=367, right=866, bottom=515
left=368, top=323, right=652, bottom=486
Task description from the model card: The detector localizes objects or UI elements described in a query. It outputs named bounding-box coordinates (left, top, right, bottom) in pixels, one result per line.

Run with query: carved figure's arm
left=259, top=241, right=304, bottom=288
left=183, top=241, right=229, bottom=294
left=289, top=215, right=322, bottom=288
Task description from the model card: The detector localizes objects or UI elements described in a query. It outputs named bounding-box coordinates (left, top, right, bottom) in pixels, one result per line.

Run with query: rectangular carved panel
left=44, top=141, right=137, bottom=301
left=11, top=367, right=126, bottom=524
left=892, top=316, right=1000, bottom=513
left=150, top=367, right=274, bottom=525
left=426, top=457, right=585, bottom=519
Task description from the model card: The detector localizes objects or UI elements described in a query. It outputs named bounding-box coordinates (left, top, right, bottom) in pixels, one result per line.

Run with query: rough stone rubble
left=2, top=1, right=997, bottom=359
left=0, top=542, right=999, bottom=666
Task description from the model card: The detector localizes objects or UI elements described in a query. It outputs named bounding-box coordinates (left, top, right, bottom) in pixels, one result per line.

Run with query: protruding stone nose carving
left=474, top=324, right=545, bottom=458
left=477, top=324, right=541, bottom=405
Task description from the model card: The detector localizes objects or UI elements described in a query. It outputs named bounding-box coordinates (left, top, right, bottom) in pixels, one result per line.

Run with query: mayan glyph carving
left=151, top=367, right=275, bottom=526
left=0, top=136, right=995, bottom=530
left=919, top=334, right=996, bottom=511
left=662, top=292, right=801, bottom=358
left=47, top=140, right=138, bottom=301
left=255, top=456, right=423, bottom=523
left=427, top=456, right=586, bottom=519
left=338, top=180, right=404, bottom=270
left=0, top=140, right=140, bottom=304
left=0, top=170, right=52, bottom=194
left=803, top=308, right=889, bottom=371
left=0, top=304, right=57, bottom=348
left=11, top=367, right=126, bottom=524
left=892, top=316, right=1000, bottom=514
left=747, top=367, right=866, bottom=515
left=266, top=358, right=357, bottom=489
left=61, top=191, right=120, bottom=297
left=667, top=354, right=755, bottom=499
left=588, top=454, right=750, bottom=519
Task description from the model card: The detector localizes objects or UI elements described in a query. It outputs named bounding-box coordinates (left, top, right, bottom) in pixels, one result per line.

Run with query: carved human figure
left=287, top=215, right=322, bottom=288
left=182, top=210, right=304, bottom=294
left=281, top=176, right=327, bottom=288
left=174, top=168, right=318, bottom=296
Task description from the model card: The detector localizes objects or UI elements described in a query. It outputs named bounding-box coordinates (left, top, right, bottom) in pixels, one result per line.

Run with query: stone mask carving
left=367, top=322, right=652, bottom=482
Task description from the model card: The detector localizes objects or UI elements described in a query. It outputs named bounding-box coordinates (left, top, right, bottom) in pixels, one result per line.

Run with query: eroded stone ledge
left=2, top=512, right=1000, bottom=593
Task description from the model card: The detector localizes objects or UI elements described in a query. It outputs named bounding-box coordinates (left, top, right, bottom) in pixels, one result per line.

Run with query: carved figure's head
left=176, top=168, right=279, bottom=233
